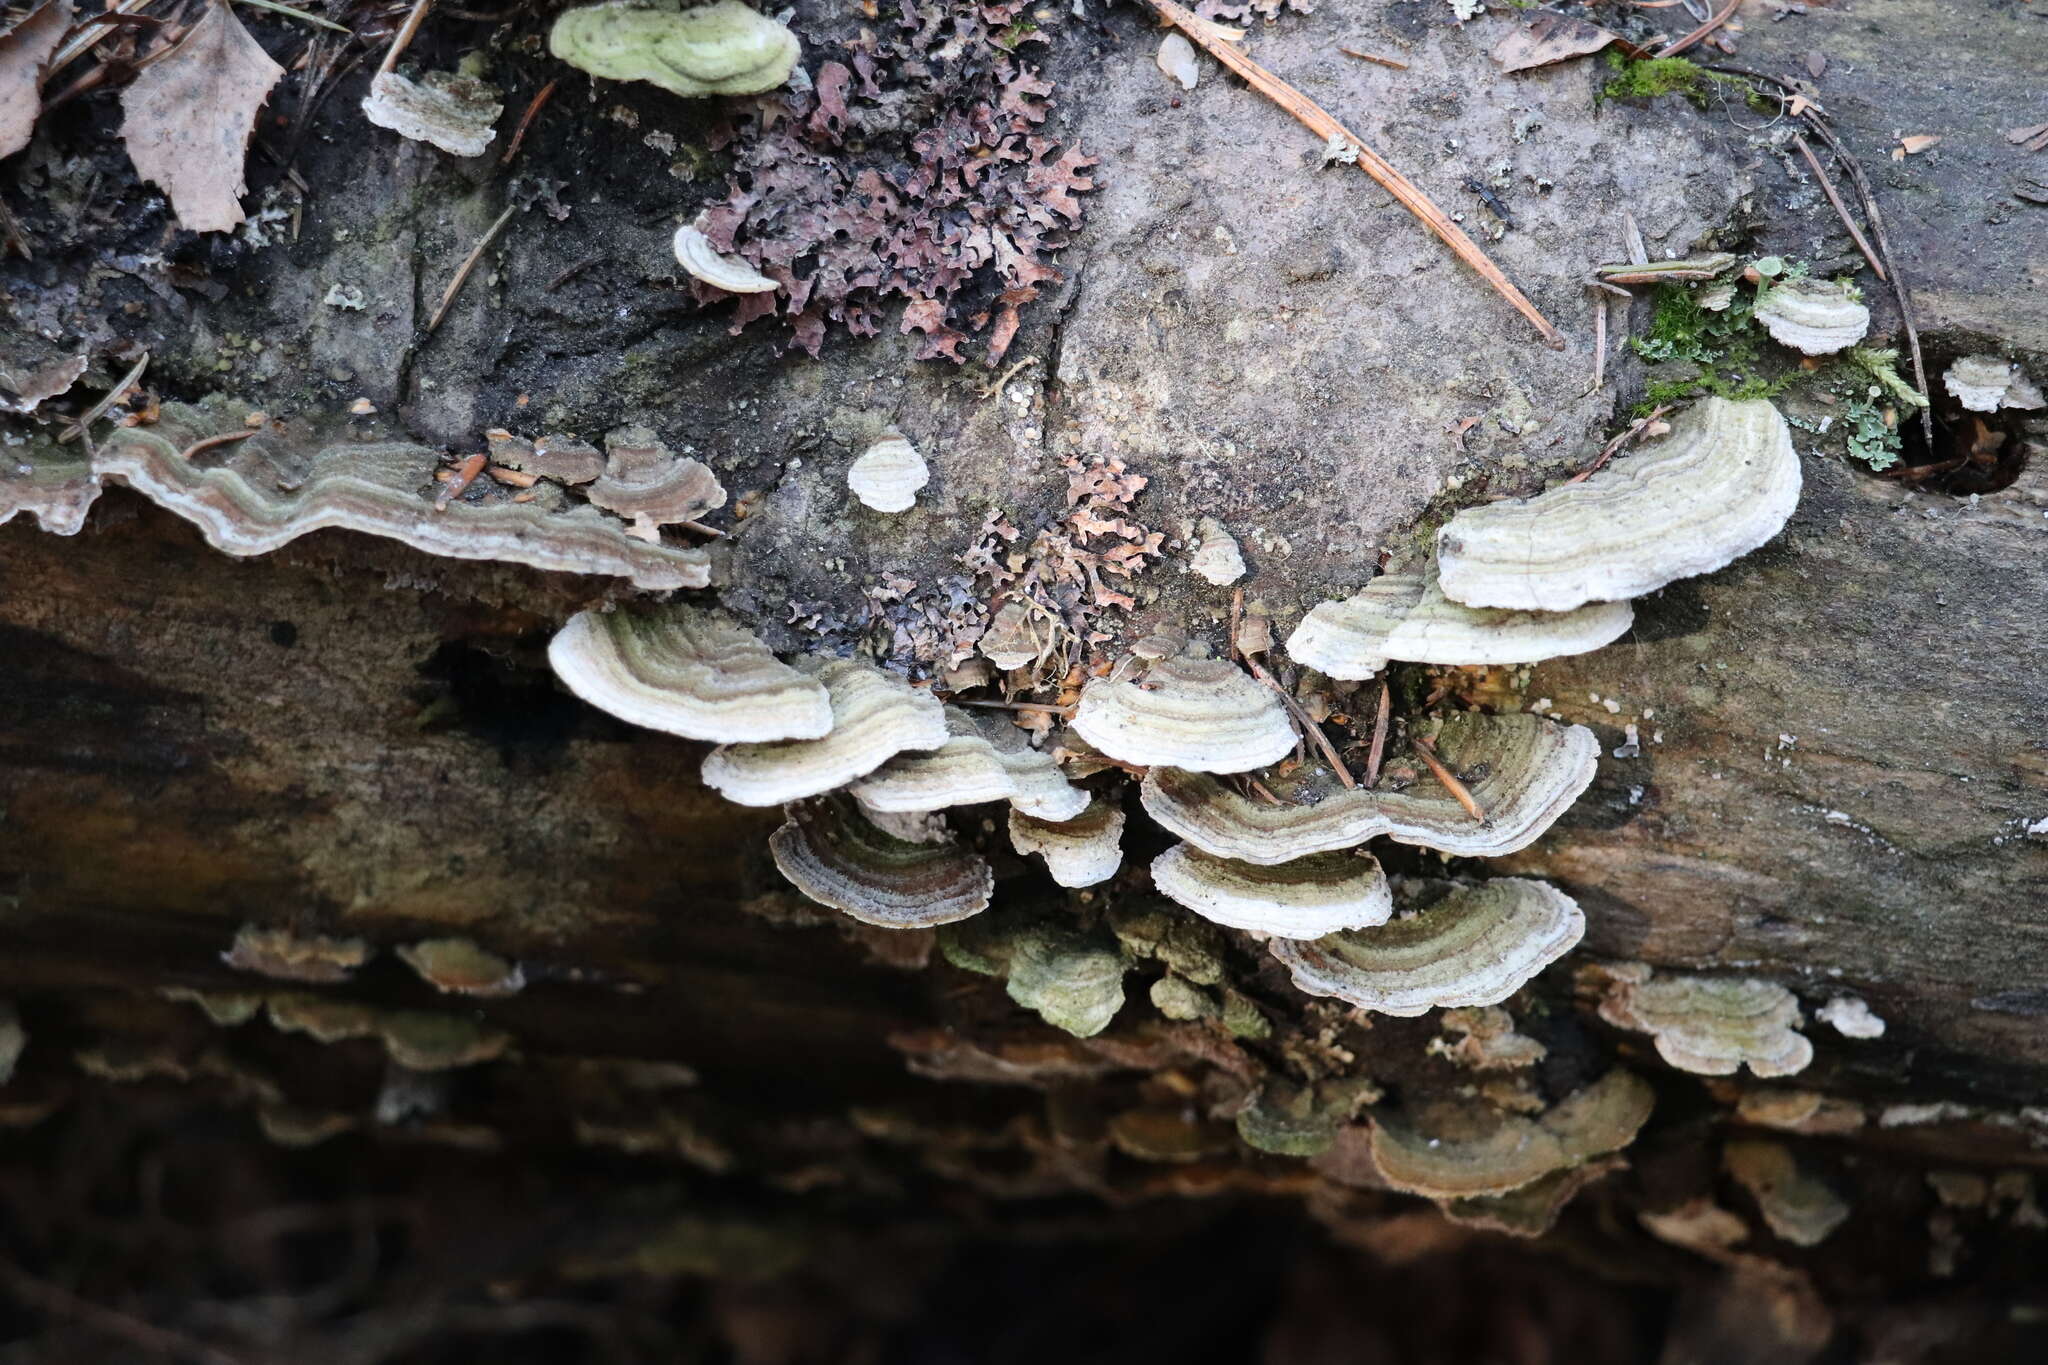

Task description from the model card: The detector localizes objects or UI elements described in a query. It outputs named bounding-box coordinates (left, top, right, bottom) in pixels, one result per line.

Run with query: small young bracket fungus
left=1369, top=1069, right=1655, bottom=1199
left=701, top=658, right=947, bottom=805
left=549, top=0, right=800, bottom=98
left=845, top=429, right=929, bottom=514
left=1597, top=967, right=1814, bottom=1078
left=1815, top=994, right=1886, bottom=1039
left=548, top=605, right=833, bottom=744
left=0, top=439, right=99, bottom=536
left=1268, top=878, right=1584, bottom=1016
left=1285, top=561, right=1634, bottom=681
left=1186, top=516, right=1246, bottom=586
left=222, top=925, right=373, bottom=983
left=852, top=708, right=1087, bottom=820
left=585, top=425, right=727, bottom=542
left=1141, top=713, right=1599, bottom=863
left=1441, top=1157, right=1629, bottom=1239
left=97, top=401, right=709, bottom=590
left=1430, top=1006, right=1549, bottom=1071
left=1435, top=397, right=1801, bottom=612
left=360, top=70, right=503, bottom=157
left=1944, top=354, right=2045, bottom=412
left=1723, top=1139, right=1851, bottom=1247
left=941, top=911, right=1129, bottom=1037
left=1007, top=798, right=1126, bottom=888
left=488, top=431, right=606, bottom=485
left=1151, top=844, right=1394, bottom=939
left=1071, top=650, right=1296, bottom=774
left=672, top=223, right=778, bottom=294
left=1753, top=277, right=1871, bottom=355
left=769, top=795, right=992, bottom=929
left=395, top=938, right=525, bottom=998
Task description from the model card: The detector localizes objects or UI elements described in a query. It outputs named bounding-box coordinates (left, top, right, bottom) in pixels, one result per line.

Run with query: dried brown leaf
left=118, top=0, right=284, bottom=233
left=1897, top=133, right=1942, bottom=156
left=1491, top=11, right=1618, bottom=73
left=0, top=0, right=72, bottom=159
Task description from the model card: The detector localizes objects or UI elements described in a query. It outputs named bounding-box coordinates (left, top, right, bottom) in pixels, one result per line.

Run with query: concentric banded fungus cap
left=548, top=0, right=801, bottom=97
left=769, top=795, right=992, bottom=929
left=1597, top=968, right=1813, bottom=1077
left=585, top=426, right=727, bottom=540
left=1435, top=397, right=1801, bottom=611
left=223, top=926, right=373, bottom=983
left=1151, top=845, right=1393, bottom=938
left=1268, top=878, right=1585, bottom=1016
left=845, top=429, right=929, bottom=513
left=851, top=709, right=1086, bottom=820
left=1723, top=1139, right=1851, bottom=1246
left=0, top=437, right=99, bottom=536
left=1142, top=713, right=1598, bottom=864
left=1286, top=561, right=1635, bottom=681
left=1071, top=650, right=1294, bottom=773
left=701, top=659, right=947, bottom=805
left=548, top=605, right=832, bottom=743
left=96, top=400, right=708, bottom=590
left=1944, top=354, right=2044, bottom=412
left=1007, top=799, right=1125, bottom=888
left=1753, top=277, right=1871, bottom=354
left=673, top=223, right=778, bottom=294
left=1368, top=1069, right=1655, bottom=1198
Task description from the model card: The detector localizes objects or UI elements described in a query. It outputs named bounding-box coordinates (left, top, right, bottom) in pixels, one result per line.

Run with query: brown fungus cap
left=96, top=400, right=708, bottom=590
left=700, top=659, right=947, bottom=806
left=1268, top=878, right=1585, bottom=1017
left=1286, top=560, right=1634, bottom=682
left=395, top=938, right=525, bottom=998
left=222, top=925, right=373, bottom=983
left=769, top=795, right=992, bottom=930
left=549, top=605, right=833, bottom=744
left=585, top=426, right=727, bottom=541
left=1368, top=1069, right=1655, bottom=1199
left=1723, top=1138, right=1851, bottom=1247
left=1151, top=845, right=1393, bottom=939
left=1435, top=397, right=1800, bottom=612
left=1597, top=967, right=1813, bottom=1078
left=1071, top=651, right=1295, bottom=774
left=1142, top=713, right=1598, bottom=863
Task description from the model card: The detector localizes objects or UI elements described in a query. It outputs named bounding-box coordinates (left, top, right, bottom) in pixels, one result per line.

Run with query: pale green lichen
left=549, top=0, right=800, bottom=98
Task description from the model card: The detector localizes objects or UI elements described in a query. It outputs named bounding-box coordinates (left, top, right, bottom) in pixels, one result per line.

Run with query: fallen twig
left=376, top=0, right=433, bottom=79
left=546, top=254, right=604, bottom=291
left=1568, top=404, right=1672, bottom=483
left=1365, top=681, right=1390, bottom=787
left=1247, top=657, right=1356, bottom=790
left=500, top=78, right=558, bottom=167
left=232, top=0, right=351, bottom=33
left=177, top=429, right=259, bottom=461
left=977, top=353, right=1041, bottom=402
left=1146, top=0, right=1564, bottom=349
left=1791, top=134, right=1886, bottom=281
left=1338, top=46, right=1407, bottom=70
left=426, top=204, right=518, bottom=334
left=1656, top=0, right=1740, bottom=56
left=434, top=452, right=487, bottom=509
left=1412, top=734, right=1487, bottom=824
left=57, top=351, right=148, bottom=446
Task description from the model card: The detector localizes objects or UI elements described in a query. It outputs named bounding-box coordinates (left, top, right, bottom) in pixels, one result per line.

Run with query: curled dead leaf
left=0, top=0, right=73, bottom=159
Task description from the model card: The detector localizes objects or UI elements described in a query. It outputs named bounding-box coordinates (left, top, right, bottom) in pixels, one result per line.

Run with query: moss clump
left=1633, top=283, right=1757, bottom=367
left=1601, top=50, right=1732, bottom=107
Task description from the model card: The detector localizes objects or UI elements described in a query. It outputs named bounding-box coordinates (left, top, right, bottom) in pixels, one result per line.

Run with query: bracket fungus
left=845, top=429, right=929, bottom=514
left=1435, top=398, right=1800, bottom=612
left=1151, top=844, right=1393, bottom=938
left=97, top=402, right=708, bottom=590
left=395, top=938, right=526, bottom=998
left=672, top=222, right=779, bottom=294
left=487, top=430, right=605, bottom=485
left=222, top=925, right=373, bottom=983
left=1753, top=277, right=1871, bottom=354
left=1368, top=1069, right=1656, bottom=1199
left=1186, top=517, right=1247, bottom=586
left=1071, top=650, right=1295, bottom=774
left=1141, top=713, right=1599, bottom=863
left=1008, top=799, right=1126, bottom=888
left=1285, top=562, right=1634, bottom=681
left=852, top=709, right=1086, bottom=821
left=1268, top=878, right=1585, bottom=1016
left=768, top=795, right=992, bottom=929
left=1944, top=354, right=2045, bottom=412
left=700, top=659, right=947, bottom=805
left=1596, top=966, right=1813, bottom=1078
left=940, top=911, right=1129, bottom=1038
left=585, top=426, right=727, bottom=542
left=360, top=70, right=503, bottom=157
left=1234, top=1078, right=1381, bottom=1158
left=548, top=605, right=833, bottom=744
left=1724, top=1139, right=1851, bottom=1247
left=0, top=438, right=99, bottom=536
left=548, top=0, right=800, bottom=98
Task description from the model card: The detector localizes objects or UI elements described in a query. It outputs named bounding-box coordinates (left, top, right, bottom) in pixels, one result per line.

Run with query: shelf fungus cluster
left=1594, top=963, right=1814, bottom=1078
left=1752, top=277, right=1871, bottom=355
left=1072, top=649, right=1295, bottom=773
left=768, top=796, right=992, bottom=930
left=1943, top=354, right=2045, bottom=413
left=548, top=0, right=801, bottom=99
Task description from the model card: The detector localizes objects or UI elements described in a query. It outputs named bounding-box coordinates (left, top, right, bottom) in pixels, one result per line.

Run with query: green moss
left=1633, top=282, right=1756, bottom=366
left=1600, top=50, right=1733, bottom=107
left=1849, top=346, right=1929, bottom=408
